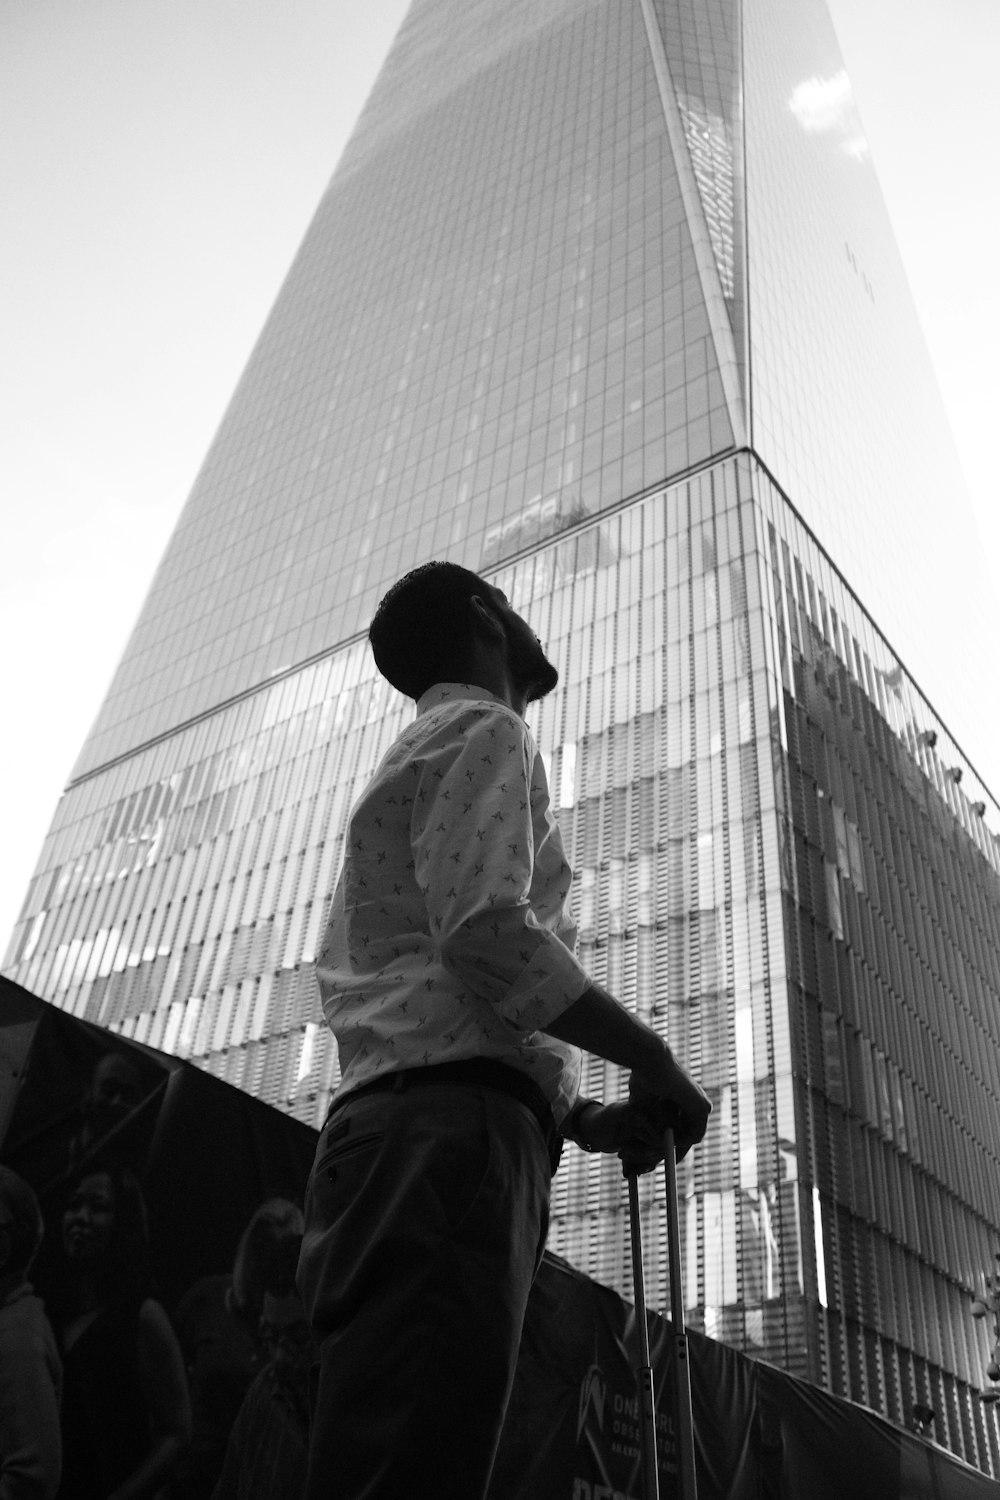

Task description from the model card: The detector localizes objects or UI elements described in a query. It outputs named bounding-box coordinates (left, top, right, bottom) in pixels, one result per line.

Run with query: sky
left=2, top=0, right=998, bottom=955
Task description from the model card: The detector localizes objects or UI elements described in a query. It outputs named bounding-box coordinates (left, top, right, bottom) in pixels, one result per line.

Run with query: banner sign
left=490, top=1253, right=998, bottom=1499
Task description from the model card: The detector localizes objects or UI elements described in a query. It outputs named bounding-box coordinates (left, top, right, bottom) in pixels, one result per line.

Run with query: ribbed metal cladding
left=9, top=457, right=1000, bottom=1470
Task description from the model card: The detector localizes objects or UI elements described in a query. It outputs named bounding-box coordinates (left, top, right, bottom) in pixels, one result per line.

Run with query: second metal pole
left=662, top=1125, right=698, bottom=1500
left=627, top=1168, right=660, bottom=1500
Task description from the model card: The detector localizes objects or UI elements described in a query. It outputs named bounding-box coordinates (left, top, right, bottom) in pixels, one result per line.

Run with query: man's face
left=260, top=1291, right=316, bottom=1385
left=488, top=587, right=559, bottom=703
left=83, top=1054, right=141, bottom=1123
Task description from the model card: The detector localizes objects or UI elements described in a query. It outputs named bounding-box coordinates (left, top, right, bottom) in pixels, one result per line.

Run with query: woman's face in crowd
left=63, top=1172, right=115, bottom=1263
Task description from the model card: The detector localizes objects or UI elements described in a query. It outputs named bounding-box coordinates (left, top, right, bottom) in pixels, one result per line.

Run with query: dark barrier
left=0, top=978, right=318, bottom=1312
left=490, top=1253, right=998, bottom=1499
left=0, top=980, right=320, bottom=1498
left=2, top=980, right=995, bottom=1497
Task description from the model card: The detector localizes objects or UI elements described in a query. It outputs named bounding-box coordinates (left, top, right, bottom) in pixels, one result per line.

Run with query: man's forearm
left=542, top=983, right=669, bottom=1080
left=544, top=983, right=712, bottom=1155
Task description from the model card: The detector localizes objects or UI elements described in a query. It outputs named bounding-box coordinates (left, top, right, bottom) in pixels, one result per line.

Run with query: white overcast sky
left=2, top=0, right=998, bottom=954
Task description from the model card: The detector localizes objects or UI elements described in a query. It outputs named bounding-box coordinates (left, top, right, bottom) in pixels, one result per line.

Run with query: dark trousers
left=296, top=1080, right=551, bottom=1500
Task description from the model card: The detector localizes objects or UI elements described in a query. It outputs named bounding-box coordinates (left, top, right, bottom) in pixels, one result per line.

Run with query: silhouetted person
left=211, top=1232, right=315, bottom=1500
left=297, top=562, right=711, bottom=1499
left=65, top=1054, right=146, bottom=1182
left=0, top=1166, right=62, bottom=1500
left=173, top=1199, right=304, bottom=1500
left=56, top=1164, right=190, bottom=1500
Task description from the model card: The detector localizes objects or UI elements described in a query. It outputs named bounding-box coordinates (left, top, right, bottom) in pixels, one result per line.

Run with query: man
left=297, top=560, right=710, bottom=1500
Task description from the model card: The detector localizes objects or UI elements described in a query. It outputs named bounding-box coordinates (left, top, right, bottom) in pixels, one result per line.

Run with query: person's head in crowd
left=67, top=1051, right=147, bottom=1182
left=0, top=1165, right=45, bottom=1293
left=81, top=1052, right=144, bottom=1129
left=368, top=560, right=559, bottom=706
left=230, top=1198, right=304, bottom=1328
left=62, top=1163, right=154, bottom=1306
left=257, top=1232, right=315, bottom=1394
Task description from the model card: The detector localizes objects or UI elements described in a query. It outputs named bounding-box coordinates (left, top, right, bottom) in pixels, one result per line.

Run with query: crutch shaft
left=627, top=1170, right=660, bottom=1500
left=663, top=1126, right=698, bottom=1500
left=662, top=1129, right=685, bottom=1330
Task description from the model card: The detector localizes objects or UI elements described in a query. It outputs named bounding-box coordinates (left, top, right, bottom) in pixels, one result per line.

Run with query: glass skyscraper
left=6, top=0, right=999, bottom=1472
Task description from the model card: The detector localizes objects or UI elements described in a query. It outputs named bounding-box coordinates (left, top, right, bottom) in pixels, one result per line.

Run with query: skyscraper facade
left=6, top=0, right=999, bottom=1472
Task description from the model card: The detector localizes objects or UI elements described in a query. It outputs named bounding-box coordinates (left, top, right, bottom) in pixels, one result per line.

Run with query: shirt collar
left=415, top=682, right=503, bottom=716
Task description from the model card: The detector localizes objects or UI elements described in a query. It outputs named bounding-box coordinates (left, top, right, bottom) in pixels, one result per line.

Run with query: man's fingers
left=619, top=1152, right=661, bottom=1177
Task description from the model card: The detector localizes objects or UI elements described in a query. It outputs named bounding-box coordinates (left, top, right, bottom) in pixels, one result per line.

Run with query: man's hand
left=576, top=1101, right=668, bottom=1173
left=541, top=982, right=711, bottom=1163
left=628, top=1050, right=711, bottom=1162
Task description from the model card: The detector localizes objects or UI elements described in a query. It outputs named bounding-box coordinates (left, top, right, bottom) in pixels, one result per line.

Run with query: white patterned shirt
left=316, top=683, right=587, bottom=1124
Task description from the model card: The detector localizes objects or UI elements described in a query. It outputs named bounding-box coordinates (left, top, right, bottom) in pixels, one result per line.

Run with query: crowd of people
left=0, top=1162, right=312, bottom=1500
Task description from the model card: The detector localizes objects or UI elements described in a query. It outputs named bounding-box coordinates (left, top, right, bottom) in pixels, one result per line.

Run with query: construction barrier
left=2, top=980, right=995, bottom=1497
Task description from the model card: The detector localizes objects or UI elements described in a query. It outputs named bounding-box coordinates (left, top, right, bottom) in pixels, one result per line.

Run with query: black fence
left=2, top=979, right=994, bottom=1498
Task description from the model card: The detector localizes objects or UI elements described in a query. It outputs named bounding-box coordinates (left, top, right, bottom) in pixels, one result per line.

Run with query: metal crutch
left=662, top=1123, right=698, bottom=1500
left=626, top=1164, right=660, bottom=1500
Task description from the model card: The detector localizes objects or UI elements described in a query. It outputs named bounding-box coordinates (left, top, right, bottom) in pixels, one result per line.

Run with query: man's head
left=253, top=1228, right=316, bottom=1388
left=259, top=1288, right=316, bottom=1387
left=0, top=1166, right=44, bottom=1283
left=369, top=561, right=558, bottom=706
left=80, top=1052, right=143, bottom=1132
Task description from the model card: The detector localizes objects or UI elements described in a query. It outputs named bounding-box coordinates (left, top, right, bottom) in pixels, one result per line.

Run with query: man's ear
left=468, top=594, right=505, bottom=642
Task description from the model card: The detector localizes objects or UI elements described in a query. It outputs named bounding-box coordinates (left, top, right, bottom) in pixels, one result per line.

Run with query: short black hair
left=369, top=560, right=493, bottom=699
left=0, top=1166, right=44, bottom=1277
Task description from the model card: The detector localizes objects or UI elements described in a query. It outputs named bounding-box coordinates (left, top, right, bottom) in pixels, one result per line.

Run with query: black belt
left=327, top=1058, right=561, bottom=1171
